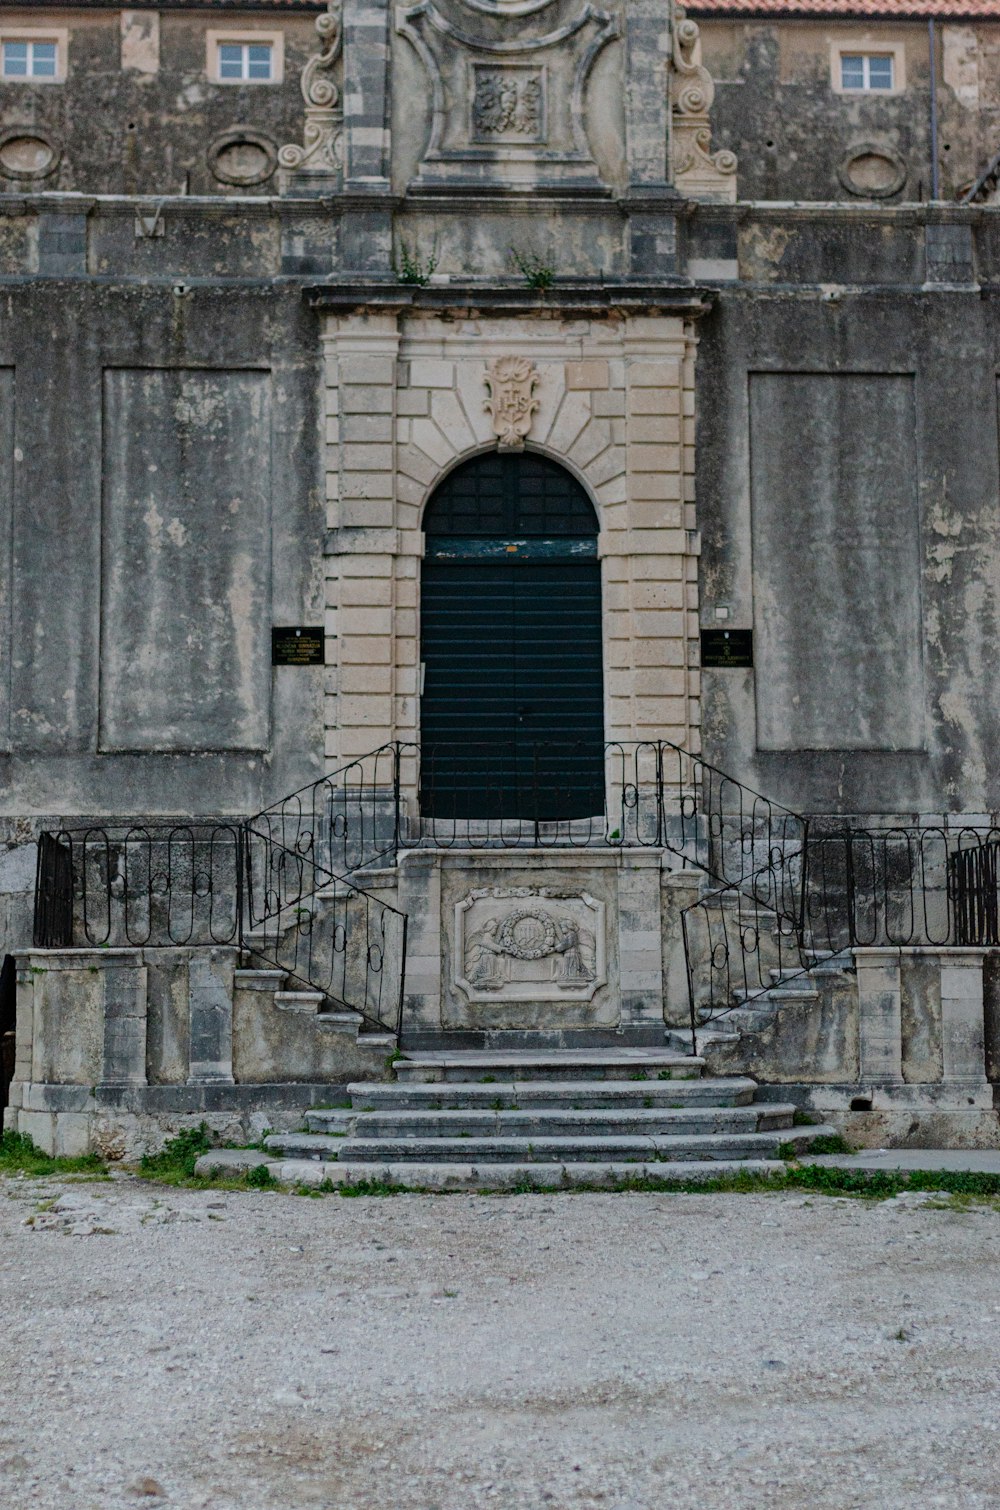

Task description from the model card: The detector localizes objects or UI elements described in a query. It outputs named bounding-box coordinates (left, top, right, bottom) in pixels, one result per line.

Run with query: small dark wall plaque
left=271, top=626, right=325, bottom=666
left=701, top=628, right=753, bottom=669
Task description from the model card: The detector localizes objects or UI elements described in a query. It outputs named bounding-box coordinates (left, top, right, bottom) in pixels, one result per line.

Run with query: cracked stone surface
left=2, top=1172, right=999, bottom=1508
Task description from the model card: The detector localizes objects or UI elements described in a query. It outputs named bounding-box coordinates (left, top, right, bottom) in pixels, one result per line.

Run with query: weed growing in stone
left=395, top=240, right=439, bottom=285
left=509, top=247, right=555, bottom=289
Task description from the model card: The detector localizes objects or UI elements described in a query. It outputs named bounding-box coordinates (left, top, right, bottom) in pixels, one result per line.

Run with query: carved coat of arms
left=484, top=357, right=540, bottom=451
left=455, top=888, right=606, bottom=1003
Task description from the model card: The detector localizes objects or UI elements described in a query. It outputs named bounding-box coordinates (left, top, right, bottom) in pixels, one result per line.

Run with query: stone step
left=196, top=1149, right=789, bottom=1191
left=323, top=1126, right=838, bottom=1164
left=293, top=1104, right=797, bottom=1144
left=336, top=1076, right=758, bottom=1114
left=393, top=1049, right=703, bottom=1084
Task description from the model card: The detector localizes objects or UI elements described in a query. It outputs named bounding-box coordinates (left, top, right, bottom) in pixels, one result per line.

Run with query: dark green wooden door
left=420, top=454, right=604, bottom=821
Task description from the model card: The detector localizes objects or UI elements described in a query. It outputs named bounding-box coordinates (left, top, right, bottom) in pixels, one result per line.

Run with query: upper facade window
left=841, top=53, right=893, bottom=90
left=0, top=31, right=65, bottom=82
left=831, top=42, right=905, bottom=96
left=206, top=31, right=284, bottom=85
left=219, top=42, right=271, bottom=81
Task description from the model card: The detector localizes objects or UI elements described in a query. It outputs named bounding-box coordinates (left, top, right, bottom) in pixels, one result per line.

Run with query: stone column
left=340, top=0, right=393, bottom=271
left=854, top=948, right=903, bottom=1084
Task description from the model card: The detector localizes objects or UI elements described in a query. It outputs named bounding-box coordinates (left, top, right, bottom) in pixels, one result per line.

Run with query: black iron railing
left=30, top=741, right=809, bottom=1040
left=244, top=739, right=808, bottom=891
left=32, top=824, right=242, bottom=950
left=683, top=824, right=1000, bottom=1048
left=241, top=827, right=407, bottom=1037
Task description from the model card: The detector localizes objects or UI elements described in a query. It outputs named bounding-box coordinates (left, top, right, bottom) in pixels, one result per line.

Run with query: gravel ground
left=2, top=1173, right=1000, bottom=1510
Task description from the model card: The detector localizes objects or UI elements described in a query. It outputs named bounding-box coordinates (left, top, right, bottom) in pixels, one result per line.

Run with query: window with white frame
left=1, top=37, right=60, bottom=80
left=217, top=39, right=273, bottom=82
left=206, top=31, right=283, bottom=85
left=840, top=52, right=895, bottom=91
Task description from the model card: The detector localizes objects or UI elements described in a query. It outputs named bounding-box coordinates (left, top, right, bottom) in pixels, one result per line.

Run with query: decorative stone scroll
left=278, top=0, right=343, bottom=185
left=670, top=10, right=737, bottom=202
left=455, top=887, right=607, bottom=1003
left=484, top=357, right=540, bottom=450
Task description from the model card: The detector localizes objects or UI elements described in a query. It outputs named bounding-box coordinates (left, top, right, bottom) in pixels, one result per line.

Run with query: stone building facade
left=2, top=0, right=1000, bottom=1157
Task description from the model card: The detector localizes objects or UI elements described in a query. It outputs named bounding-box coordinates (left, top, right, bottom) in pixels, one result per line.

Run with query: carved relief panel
left=454, top=887, right=607, bottom=1003
left=397, top=0, right=617, bottom=190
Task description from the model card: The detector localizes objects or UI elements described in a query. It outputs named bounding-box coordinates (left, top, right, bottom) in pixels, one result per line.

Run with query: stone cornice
left=305, top=278, right=714, bottom=318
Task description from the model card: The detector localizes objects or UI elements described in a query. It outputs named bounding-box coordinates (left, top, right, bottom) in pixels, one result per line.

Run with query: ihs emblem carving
left=483, top=357, right=541, bottom=452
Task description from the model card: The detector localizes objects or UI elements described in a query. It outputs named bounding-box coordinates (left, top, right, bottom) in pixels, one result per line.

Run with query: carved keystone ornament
left=483, top=357, right=540, bottom=450
left=455, top=887, right=607, bottom=1003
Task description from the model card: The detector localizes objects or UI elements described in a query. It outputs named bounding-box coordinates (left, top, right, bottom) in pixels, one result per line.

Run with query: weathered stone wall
left=710, top=948, right=998, bottom=1149
left=9, top=947, right=391, bottom=1157
left=692, top=14, right=1000, bottom=202
left=693, top=202, right=1000, bottom=819
left=0, top=6, right=321, bottom=196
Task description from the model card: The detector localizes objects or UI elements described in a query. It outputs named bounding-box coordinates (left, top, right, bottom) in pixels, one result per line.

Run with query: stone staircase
left=197, top=1047, right=839, bottom=1190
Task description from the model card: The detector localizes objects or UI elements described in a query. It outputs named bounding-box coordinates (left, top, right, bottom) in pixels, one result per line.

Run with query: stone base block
left=754, top=1080, right=1000, bottom=1150
left=4, top=1082, right=373, bottom=1162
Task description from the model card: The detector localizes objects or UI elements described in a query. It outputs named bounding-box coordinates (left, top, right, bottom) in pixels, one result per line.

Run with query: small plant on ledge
left=510, top=246, right=556, bottom=290
left=394, top=239, right=439, bottom=286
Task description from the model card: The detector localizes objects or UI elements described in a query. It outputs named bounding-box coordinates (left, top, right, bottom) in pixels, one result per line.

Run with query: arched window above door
left=424, top=452, right=599, bottom=540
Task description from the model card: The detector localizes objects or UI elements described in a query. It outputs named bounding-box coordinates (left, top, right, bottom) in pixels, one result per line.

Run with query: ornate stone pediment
left=397, top=0, right=618, bottom=190
left=454, top=887, right=607, bottom=1003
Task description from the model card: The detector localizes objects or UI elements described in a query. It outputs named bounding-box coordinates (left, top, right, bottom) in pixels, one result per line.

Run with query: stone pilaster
left=187, top=949, right=235, bottom=1085
left=322, top=311, right=401, bottom=763
left=855, top=948, right=903, bottom=1084
left=939, top=949, right=989, bottom=1086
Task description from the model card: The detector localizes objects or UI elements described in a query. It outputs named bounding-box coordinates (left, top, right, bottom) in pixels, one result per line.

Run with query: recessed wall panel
left=99, top=368, right=271, bottom=752
left=750, top=372, right=924, bottom=752
left=0, top=369, right=12, bottom=754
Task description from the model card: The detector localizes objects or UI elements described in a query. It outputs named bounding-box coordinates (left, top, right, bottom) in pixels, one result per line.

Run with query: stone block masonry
left=320, top=298, right=704, bottom=787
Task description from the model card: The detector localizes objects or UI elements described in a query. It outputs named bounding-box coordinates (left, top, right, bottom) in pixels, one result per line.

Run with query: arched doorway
left=420, top=452, right=604, bottom=821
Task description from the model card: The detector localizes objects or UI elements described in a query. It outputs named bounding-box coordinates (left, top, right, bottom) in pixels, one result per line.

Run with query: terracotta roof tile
left=0, top=1, right=326, bottom=9
left=689, top=0, right=1000, bottom=16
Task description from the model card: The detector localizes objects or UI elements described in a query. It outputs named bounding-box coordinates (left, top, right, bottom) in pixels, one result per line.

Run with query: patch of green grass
left=0, top=1130, right=106, bottom=1179
left=337, top=1178, right=408, bottom=1197
left=776, top=1141, right=799, bottom=1161
left=245, top=1163, right=275, bottom=1189
left=140, top=1123, right=214, bottom=1182
left=792, top=1109, right=820, bottom=1126
left=803, top=1132, right=854, bottom=1155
